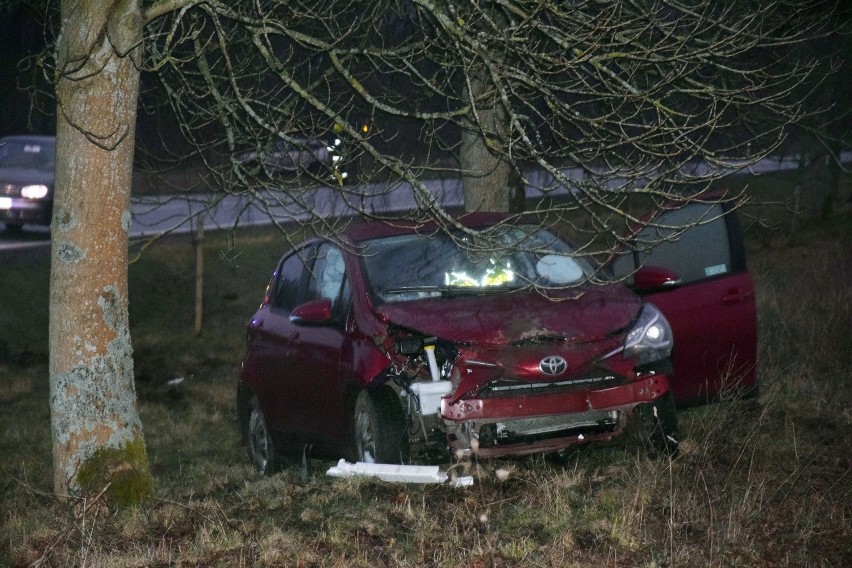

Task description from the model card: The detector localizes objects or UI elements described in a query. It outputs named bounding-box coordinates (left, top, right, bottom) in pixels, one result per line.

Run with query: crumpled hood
left=375, top=284, right=641, bottom=347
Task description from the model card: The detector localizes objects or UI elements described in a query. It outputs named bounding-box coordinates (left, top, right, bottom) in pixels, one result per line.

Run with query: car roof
left=340, top=212, right=541, bottom=242
left=0, top=135, right=56, bottom=145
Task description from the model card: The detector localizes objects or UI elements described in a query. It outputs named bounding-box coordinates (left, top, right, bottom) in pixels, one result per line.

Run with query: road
left=2, top=151, right=849, bottom=254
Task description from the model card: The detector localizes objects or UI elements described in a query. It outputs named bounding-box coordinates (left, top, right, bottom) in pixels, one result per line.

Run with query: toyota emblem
left=539, top=356, right=567, bottom=376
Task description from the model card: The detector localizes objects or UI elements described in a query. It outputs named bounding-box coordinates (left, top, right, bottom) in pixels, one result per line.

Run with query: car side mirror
left=289, top=298, right=333, bottom=325
left=632, top=266, right=682, bottom=292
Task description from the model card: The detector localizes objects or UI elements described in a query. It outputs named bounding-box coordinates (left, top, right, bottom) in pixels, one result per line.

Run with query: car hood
left=0, top=167, right=54, bottom=185
left=374, top=284, right=641, bottom=347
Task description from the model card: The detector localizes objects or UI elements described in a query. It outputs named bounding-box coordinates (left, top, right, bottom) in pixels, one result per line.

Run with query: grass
left=1, top=201, right=850, bottom=566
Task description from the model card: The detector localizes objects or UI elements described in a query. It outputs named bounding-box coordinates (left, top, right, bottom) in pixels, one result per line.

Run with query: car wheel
left=631, top=392, right=680, bottom=456
left=246, top=395, right=281, bottom=475
left=352, top=388, right=409, bottom=464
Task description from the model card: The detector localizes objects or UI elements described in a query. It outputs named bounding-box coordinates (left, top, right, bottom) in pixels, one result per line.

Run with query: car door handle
left=722, top=288, right=753, bottom=304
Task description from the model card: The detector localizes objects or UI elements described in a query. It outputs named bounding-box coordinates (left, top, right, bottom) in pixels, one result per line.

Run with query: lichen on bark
left=76, top=438, right=153, bottom=507
left=56, top=240, right=85, bottom=264
left=50, top=285, right=152, bottom=504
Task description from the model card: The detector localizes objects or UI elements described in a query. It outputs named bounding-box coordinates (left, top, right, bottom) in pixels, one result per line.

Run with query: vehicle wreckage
left=238, top=207, right=756, bottom=474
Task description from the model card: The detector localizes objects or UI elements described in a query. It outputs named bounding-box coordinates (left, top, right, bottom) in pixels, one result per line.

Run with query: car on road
left=237, top=203, right=756, bottom=473
left=0, top=135, right=55, bottom=232
left=236, top=136, right=352, bottom=185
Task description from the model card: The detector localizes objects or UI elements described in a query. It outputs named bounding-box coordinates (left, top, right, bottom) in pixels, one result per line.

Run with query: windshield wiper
left=382, top=286, right=446, bottom=296
left=443, top=284, right=521, bottom=296
left=381, top=284, right=521, bottom=299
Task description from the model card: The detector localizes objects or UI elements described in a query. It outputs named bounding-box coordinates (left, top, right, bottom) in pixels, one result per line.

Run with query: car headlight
left=623, top=303, right=673, bottom=365
left=21, top=185, right=49, bottom=199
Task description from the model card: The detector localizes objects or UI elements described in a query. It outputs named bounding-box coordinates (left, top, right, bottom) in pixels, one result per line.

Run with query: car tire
left=246, top=394, right=282, bottom=475
left=352, top=388, right=409, bottom=464
left=631, top=392, right=680, bottom=456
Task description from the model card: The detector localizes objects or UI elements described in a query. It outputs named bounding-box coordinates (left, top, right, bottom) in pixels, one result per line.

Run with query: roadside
left=1, top=213, right=849, bottom=567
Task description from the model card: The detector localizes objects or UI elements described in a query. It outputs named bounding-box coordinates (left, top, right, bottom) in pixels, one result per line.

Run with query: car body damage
left=366, top=293, right=672, bottom=460
left=238, top=207, right=755, bottom=473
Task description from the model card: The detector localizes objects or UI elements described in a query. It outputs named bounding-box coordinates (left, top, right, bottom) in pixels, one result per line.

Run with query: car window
left=274, top=248, right=311, bottom=310
left=305, top=244, right=347, bottom=310
left=361, top=225, right=592, bottom=302
left=612, top=202, right=732, bottom=285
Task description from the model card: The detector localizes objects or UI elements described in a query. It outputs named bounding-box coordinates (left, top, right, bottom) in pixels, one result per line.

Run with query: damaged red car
left=237, top=206, right=756, bottom=474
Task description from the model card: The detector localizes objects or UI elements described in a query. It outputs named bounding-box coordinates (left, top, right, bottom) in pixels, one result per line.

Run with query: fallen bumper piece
left=326, top=459, right=474, bottom=486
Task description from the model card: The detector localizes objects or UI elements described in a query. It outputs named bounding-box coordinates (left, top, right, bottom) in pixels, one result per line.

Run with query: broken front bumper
left=441, top=374, right=669, bottom=458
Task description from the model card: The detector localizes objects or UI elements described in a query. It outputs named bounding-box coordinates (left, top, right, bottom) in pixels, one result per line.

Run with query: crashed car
left=0, top=135, right=56, bottom=232
left=237, top=206, right=756, bottom=473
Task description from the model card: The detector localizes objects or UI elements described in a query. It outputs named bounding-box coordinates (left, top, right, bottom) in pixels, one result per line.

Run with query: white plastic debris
left=326, top=459, right=473, bottom=487
left=450, top=475, right=475, bottom=487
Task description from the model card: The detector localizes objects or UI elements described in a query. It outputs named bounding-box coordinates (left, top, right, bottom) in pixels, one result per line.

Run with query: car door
left=612, top=200, right=757, bottom=405
left=285, top=243, right=353, bottom=450
left=246, top=244, right=314, bottom=445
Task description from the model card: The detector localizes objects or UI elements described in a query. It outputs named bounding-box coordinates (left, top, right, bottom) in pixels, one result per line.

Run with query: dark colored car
left=0, top=135, right=56, bottom=232
left=236, top=136, right=351, bottom=184
left=237, top=205, right=756, bottom=473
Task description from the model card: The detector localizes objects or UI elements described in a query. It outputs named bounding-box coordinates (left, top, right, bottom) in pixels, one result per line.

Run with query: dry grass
left=1, top=211, right=850, bottom=567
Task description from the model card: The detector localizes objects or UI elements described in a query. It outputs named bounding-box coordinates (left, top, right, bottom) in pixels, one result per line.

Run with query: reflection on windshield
left=445, top=258, right=515, bottom=288
left=361, top=226, right=592, bottom=302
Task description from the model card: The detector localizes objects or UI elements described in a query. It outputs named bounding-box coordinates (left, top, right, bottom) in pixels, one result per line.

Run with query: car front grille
left=478, top=409, right=621, bottom=446
left=477, top=373, right=624, bottom=398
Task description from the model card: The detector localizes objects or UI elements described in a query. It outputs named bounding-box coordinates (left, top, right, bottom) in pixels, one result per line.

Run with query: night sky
left=0, top=4, right=54, bottom=138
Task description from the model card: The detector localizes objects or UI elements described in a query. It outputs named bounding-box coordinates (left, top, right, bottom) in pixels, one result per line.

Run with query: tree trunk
left=823, top=140, right=841, bottom=219
left=50, top=0, right=152, bottom=505
left=194, top=214, right=205, bottom=336
left=460, top=79, right=524, bottom=213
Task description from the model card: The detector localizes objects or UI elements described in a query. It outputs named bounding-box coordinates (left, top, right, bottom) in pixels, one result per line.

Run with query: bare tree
left=135, top=1, right=831, bottom=246
left=46, top=0, right=832, bottom=504
left=788, top=10, right=852, bottom=219
left=49, top=0, right=155, bottom=505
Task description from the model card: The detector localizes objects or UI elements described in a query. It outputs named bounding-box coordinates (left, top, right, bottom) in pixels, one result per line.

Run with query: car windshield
left=0, top=140, right=55, bottom=170
left=361, top=225, right=593, bottom=302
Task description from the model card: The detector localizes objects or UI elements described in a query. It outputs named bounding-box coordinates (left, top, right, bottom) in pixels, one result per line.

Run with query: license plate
left=0, top=197, right=12, bottom=210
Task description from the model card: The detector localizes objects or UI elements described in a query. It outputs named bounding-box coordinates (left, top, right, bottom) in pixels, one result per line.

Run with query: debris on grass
left=326, top=459, right=474, bottom=486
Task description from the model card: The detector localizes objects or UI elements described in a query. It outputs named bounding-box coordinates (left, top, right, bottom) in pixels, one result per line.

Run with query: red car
left=237, top=203, right=756, bottom=473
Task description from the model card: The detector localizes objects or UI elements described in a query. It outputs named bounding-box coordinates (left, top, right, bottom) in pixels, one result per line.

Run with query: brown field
left=1, top=181, right=850, bottom=567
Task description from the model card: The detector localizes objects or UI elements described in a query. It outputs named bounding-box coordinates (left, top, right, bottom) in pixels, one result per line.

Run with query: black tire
left=352, top=388, right=409, bottom=464
left=631, top=392, right=680, bottom=456
left=245, top=394, right=282, bottom=475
